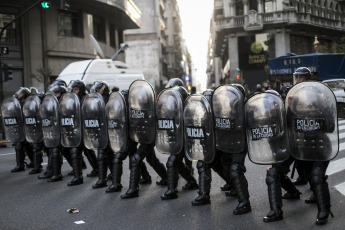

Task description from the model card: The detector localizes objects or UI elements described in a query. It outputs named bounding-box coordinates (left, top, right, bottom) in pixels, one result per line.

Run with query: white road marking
left=0, top=152, right=14, bottom=156
left=327, top=158, right=345, bottom=175
left=335, top=182, right=345, bottom=196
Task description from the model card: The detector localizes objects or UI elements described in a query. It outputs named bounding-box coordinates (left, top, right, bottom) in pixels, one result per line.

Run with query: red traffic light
left=236, top=75, right=240, bottom=80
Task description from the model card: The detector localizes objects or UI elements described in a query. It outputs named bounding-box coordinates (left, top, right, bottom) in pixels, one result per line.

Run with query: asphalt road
left=1, top=133, right=345, bottom=229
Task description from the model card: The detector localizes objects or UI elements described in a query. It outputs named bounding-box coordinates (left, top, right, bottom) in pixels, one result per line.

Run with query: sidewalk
left=0, top=140, right=9, bottom=148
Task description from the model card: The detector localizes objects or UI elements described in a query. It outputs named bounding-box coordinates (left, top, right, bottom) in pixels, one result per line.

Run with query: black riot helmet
left=231, top=83, right=246, bottom=97
left=172, top=86, right=189, bottom=101
left=165, top=78, right=184, bottom=88
left=90, top=81, right=110, bottom=96
left=14, top=87, right=31, bottom=102
left=68, top=80, right=87, bottom=98
left=265, top=89, right=281, bottom=98
left=202, top=89, right=214, bottom=102
left=293, top=67, right=311, bottom=84
left=121, top=89, right=129, bottom=105
left=48, top=79, right=67, bottom=89
left=47, top=85, right=67, bottom=100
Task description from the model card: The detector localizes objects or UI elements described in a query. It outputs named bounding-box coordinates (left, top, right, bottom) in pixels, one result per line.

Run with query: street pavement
left=1, top=121, right=345, bottom=229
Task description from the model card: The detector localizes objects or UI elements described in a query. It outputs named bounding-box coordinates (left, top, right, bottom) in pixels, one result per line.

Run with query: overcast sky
left=177, top=1, right=213, bottom=91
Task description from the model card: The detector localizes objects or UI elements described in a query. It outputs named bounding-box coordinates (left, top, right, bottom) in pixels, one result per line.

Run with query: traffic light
left=41, top=1, right=50, bottom=8
left=236, top=75, right=240, bottom=80
left=1, top=63, right=12, bottom=81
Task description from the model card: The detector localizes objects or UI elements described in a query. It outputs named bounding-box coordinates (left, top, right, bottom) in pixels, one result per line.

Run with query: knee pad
left=266, top=167, right=280, bottom=185
left=230, top=163, right=244, bottom=179
left=310, top=166, right=326, bottom=186
left=167, top=155, right=177, bottom=168
left=51, top=148, right=60, bottom=158
left=114, top=152, right=126, bottom=164
left=15, top=142, right=23, bottom=152
left=197, top=160, right=206, bottom=173
left=131, top=153, right=141, bottom=163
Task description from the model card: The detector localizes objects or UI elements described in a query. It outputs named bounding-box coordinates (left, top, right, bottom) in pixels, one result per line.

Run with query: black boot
left=85, top=149, right=99, bottom=177
left=281, top=175, right=301, bottom=199
left=146, top=149, right=167, bottom=186
left=38, top=150, right=52, bottom=179
left=29, top=148, right=43, bottom=175
left=93, top=150, right=108, bottom=189
left=121, top=154, right=140, bottom=199
left=314, top=182, right=333, bottom=225
left=192, top=161, right=211, bottom=206
left=230, top=163, right=251, bottom=215
left=139, top=162, right=152, bottom=184
left=162, top=155, right=178, bottom=200
left=67, top=148, right=83, bottom=186
left=11, top=143, right=25, bottom=172
left=106, top=153, right=124, bottom=193
left=48, top=148, right=62, bottom=182
left=177, top=155, right=199, bottom=191
left=263, top=168, right=283, bottom=223
left=221, top=183, right=232, bottom=191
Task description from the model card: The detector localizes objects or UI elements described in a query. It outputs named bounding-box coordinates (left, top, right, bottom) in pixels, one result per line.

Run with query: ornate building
left=0, top=0, right=141, bottom=98
left=208, top=0, right=345, bottom=91
left=125, top=0, right=191, bottom=92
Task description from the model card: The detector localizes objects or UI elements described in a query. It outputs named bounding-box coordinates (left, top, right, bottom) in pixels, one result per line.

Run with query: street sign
left=1, top=47, right=9, bottom=55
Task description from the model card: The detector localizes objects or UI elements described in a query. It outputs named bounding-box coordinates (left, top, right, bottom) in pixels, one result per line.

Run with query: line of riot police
left=1, top=67, right=338, bottom=225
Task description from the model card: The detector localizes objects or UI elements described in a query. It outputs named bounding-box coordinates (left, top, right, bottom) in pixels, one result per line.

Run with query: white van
left=57, top=59, right=144, bottom=91
left=322, top=78, right=345, bottom=118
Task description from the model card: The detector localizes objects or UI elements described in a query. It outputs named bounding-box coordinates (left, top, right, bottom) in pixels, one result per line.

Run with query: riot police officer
left=284, top=67, right=336, bottom=225
left=1, top=87, right=34, bottom=172
left=245, top=89, right=301, bottom=223
left=105, top=89, right=152, bottom=193
left=121, top=80, right=168, bottom=199
left=184, top=89, right=233, bottom=206
left=39, top=85, right=68, bottom=182
left=83, top=81, right=113, bottom=188
left=156, top=79, right=199, bottom=200
left=211, top=84, right=251, bottom=214
left=68, top=80, right=99, bottom=178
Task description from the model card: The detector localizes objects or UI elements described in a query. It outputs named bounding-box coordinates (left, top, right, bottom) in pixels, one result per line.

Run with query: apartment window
left=109, top=24, right=115, bottom=48
left=57, top=11, right=83, bottom=37
left=0, top=14, right=16, bottom=44
left=118, top=30, right=124, bottom=45
left=236, top=1, right=244, bottom=16
left=249, top=0, right=258, bottom=11
left=93, top=16, right=105, bottom=42
left=264, top=0, right=273, bottom=13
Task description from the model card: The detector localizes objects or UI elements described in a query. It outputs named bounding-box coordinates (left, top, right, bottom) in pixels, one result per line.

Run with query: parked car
left=322, top=79, right=345, bottom=118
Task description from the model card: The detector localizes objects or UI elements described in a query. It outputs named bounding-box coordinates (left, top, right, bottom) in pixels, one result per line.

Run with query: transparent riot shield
left=155, top=88, right=184, bottom=155
left=106, top=92, right=128, bottom=153
left=128, top=80, right=156, bottom=144
left=59, top=92, right=82, bottom=148
left=184, top=95, right=215, bottom=164
left=1, top=97, right=25, bottom=143
left=82, top=92, right=108, bottom=150
left=22, top=95, right=43, bottom=143
left=245, top=92, right=290, bottom=165
left=286, top=82, right=338, bottom=161
left=212, top=85, right=246, bottom=153
left=39, top=94, right=60, bottom=148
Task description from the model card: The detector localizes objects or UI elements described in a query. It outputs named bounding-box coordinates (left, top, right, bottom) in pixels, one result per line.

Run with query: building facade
left=125, top=0, right=191, bottom=92
left=208, top=0, right=345, bottom=91
left=0, top=0, right=141, bottom=101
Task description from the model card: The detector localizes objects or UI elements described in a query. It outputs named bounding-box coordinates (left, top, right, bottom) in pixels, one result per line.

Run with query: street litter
left=74, top=220, right=85, bottom=225
left=67, top=208, right=79, bottom=213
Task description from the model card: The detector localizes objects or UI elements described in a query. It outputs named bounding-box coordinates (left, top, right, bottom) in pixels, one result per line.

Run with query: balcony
left=214, top=0, right=223, bottom=10
left=214, top=10, right=345, bottom=32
